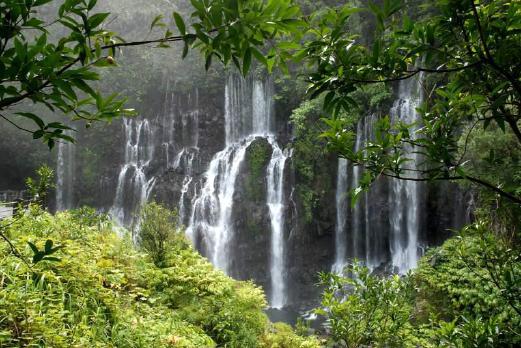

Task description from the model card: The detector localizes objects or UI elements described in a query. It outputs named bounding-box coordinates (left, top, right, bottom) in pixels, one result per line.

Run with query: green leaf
left=150, top=15, right=164, bottom=30
left=242, top=47, right=252, bottom=76
left=27, top=242, right=39, bottom=254
left=87, top=0, right=98, bottom=10
left=88, top=13, right=109, bottom=29
left=173, top=12, right=186, bottom=35
left=205, top=53, right=213, bottom=71
left=15, top=112, right=45, bottom=129
left=44, top=240, right=53, bottom=253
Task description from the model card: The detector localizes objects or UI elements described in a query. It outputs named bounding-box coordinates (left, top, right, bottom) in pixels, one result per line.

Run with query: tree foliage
left=318, top=222, right=521, bottom=347
left=178, top=0, right=521, bottom=210
left=136, top=202, right=187, bottom=268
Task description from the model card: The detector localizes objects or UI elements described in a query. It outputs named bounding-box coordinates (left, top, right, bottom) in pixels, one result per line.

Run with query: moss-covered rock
left=244, top=137, right=273, bottom=201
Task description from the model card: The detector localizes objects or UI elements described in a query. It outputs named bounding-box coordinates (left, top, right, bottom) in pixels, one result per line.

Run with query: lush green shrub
left=316, top=263, right=415, bottom=348
left=137, top=202, right=188, bottom=267
left=259, top=322, right=323, bottom=348
left=0, top=207, right=313, bottom=347
left=415, top=221, right=521, bottom=347
left=0, top=209, right=214, bottom=347
left=316, top=221, right=521, bottom=348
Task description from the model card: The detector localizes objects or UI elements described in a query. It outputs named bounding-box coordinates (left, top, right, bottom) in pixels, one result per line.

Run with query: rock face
left=230, top=137, right=273, bottom=285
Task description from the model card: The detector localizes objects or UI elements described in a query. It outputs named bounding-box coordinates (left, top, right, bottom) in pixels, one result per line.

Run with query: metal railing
left=0, top=191, right=33, bottom=220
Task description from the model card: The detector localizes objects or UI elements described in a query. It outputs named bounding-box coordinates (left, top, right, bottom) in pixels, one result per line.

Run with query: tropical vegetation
left=1, top=0, right=520, bottom=347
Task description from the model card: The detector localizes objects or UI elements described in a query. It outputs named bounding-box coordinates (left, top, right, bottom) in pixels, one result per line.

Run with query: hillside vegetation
left=0, top=205, right=321, bottom=347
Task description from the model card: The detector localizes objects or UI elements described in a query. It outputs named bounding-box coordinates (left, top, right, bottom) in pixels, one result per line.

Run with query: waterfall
left=351, top=120, right=364, bottom=262
left=56, top=132, right=75, bottom=211
left=267, top=138, right=289, bottom=308
left=187, top=73, right=291, bottom=307
left=187, top=137, right=255, bottom=271
left=332, top=158, right=348, bottom=273
left=389, top=76, right=424, bottom=273
left=188, top=74, right=275, bottom=271
left=329, top=75, right=427, bottom=275
left=224, top=74, right=273, bottom=144
left=110, top=118, right=156, bottom=227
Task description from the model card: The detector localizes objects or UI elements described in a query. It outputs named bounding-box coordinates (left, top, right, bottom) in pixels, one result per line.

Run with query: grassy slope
left=0, top=207, right=321, bottom=347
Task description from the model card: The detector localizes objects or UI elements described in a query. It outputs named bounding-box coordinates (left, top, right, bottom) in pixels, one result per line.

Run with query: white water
left=351, top=120, right=364, bottom=261
left=389, top=76, right=424, bottom=273
left=56, top=132, right=75, bottom=211
left=187, top=73, right=290, bottom=307
left=332, top=158, right=349, bottom=274
left=187, top=137, right=254, bottom=271
left=111, top=118, right=156, bottom=227
left=188, top=74, right=275, bottom=270
left=267, top=138, right=289, bottom=308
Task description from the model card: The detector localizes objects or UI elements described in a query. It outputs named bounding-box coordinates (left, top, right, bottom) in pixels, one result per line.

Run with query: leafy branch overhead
left=1, top=0, right=520, bottom=207
left=179, top=0, right=521, bottom=205
left=0, top=0, right=305, bottom=148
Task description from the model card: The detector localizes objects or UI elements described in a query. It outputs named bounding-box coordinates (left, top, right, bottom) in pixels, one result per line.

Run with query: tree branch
left=375, top=169, right=521, bottom=205
left=0, top=29, right=219, bottom=110
left=346, top=61, right=483, bottom=84
left=470, top=1, right=521, bottom=98
left=0, top=113, right=34, bottom=133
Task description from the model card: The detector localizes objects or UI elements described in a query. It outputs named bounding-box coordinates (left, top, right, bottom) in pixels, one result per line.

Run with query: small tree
left=137, top=202, right=186, bottom=267
left=316, top=263, right=415, bottom=347
left=25, top=165, right=55, bottom=208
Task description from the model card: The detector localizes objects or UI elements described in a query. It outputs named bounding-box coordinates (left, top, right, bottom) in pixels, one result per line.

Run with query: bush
left=137, top=202, right=188, bottom=267
left=0, top=208, right=313, bottom=347
left=260, top=322, right=323, bottom=348
left=316, top=262, right=415, bottom=347
left=316, top=221, right=521, bottom=347
left=415, top=221, right=521, bottom=347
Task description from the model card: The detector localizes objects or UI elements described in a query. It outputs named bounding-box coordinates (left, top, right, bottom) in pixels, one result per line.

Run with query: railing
left=0, top=191, right=32, bottom=220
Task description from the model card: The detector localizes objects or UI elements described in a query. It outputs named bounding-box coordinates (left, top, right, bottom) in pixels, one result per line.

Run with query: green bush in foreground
left=0, top=205, right=320, bottom=347
left=318, top=221, right=521, bottom=347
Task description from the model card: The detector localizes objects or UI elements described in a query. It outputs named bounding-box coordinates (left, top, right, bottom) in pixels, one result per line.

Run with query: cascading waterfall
left=350, top=120, right=364, bottom=262
left=187, top=73, right=290, bottom=307
left=389, top=76, right=424, bottom=273
left=332, top=158, right=349, bottom=273
left=267, top=138, right=289, bottom=308
left=187, top=138, right=255, bottom=271
left=187, top=74, right=275, bottom=270
left=347, top=114, right=385, bottom=270
left=224, top=74, right=273, bottom=144
left=111, top=118, right=156, bottom=227
left=56, top=131, right=75, bottom=211
left=334, top=94, right=424, bottom=274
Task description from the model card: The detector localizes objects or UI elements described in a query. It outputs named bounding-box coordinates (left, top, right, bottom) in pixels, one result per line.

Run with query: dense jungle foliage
left=0, top=201, right=321, bottom=347
left=1, top=0, right=520, bottom=347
